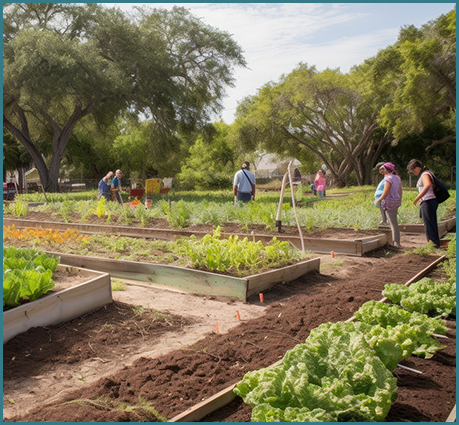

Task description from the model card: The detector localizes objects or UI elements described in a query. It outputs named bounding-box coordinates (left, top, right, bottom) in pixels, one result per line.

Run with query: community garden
left=3, top=186, right=456, bottom=422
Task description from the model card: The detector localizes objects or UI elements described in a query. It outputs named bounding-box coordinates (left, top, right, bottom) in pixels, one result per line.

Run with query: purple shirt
left=384, top=174, right=401, bottom=201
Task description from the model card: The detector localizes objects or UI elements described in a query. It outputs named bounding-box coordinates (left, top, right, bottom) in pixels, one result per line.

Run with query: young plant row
left=174, top=227, right=305, bottom=274
left=7, top=188, right=456, bottom=231
left=3, top=225, right=90, bottom=245
left=3, top=247, right=60, bottom=309
left=234, top=252, right=455, bottom=422
left=3, top=226, right=305, bottom=277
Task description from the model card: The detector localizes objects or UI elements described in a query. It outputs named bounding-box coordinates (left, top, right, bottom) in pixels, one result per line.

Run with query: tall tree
left=3, top=3, right=246, bottom=191
left=378, top=8, right=456, bottom=149
left=234, top=64, right=389, bottom=186
left=176, top=122, right=236, bottom=190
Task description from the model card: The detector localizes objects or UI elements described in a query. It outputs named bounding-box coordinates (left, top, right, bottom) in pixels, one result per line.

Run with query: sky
left=108, top=2, right=454, bottom=124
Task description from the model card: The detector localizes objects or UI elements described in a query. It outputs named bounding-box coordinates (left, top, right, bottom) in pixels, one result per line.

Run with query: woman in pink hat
left=375, top=162, right=403, bottom=248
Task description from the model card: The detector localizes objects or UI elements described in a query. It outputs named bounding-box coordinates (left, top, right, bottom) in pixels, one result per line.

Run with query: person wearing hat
left=375, top=162, right=403, bottom=248
left=111, top=169, right=124, bottom=204
left=233, top=161, right=255, bottom=203
left=374, top=163, right=388, bottom=226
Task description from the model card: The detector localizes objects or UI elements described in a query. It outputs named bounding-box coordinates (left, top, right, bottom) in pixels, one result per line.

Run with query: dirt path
left=3, top=231, right=456, bottom=422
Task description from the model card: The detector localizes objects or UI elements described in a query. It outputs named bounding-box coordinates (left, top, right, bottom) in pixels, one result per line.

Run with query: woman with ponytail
left=407, top=159, right=440, bottom=248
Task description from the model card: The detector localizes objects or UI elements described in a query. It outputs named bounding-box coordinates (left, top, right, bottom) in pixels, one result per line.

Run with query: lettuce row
left=234, top=321, right=398, bottom=422
left=3, top=247, right=59, bottom=307
left=383, top=278, right=456, bottom=317
left=354, top=300, right=447, bottom=359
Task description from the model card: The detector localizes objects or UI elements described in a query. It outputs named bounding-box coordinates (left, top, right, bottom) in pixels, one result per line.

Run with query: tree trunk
left=5, top=102, right=97, bottom=192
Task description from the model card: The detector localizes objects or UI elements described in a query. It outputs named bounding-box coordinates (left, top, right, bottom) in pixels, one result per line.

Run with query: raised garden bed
left=3, top=265, right=111, bottom=344
left=380, top=216, right=456, bottom=236
left=4, top=216, right=389, bottom=256
left=43, top=252, right=320, bottom=302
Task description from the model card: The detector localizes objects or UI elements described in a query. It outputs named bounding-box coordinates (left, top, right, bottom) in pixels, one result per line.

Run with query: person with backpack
left=233, top=161, right=255, bottom=202
left=407, top=159, right=441, bottom=248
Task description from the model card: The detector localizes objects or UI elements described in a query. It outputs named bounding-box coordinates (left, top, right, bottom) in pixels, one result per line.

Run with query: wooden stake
left=259, top=293, right=264, bottom=303
left=236, top=311, right=241, bottom=321
left=215, top=323, right=219, bottom=333
left=331, top=251, right=334, bottom=258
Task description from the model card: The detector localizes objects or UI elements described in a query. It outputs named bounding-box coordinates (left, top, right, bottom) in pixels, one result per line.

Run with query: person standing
left=97, top=171, right=114, bottom=201
left=375, top=162, right=402, bottom=248
left=374, top=164, right=388, bottom=226
left=407, top=159, right=440, bottom=248
left=233, top=161, right=255, bottom=202
left=315, top=170, right=326, bottom=198
left=111, top=169, right=124, bottom=205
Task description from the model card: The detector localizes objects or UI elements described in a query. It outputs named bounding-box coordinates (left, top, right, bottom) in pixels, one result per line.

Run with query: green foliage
left=234, top=321, right=398, bottom=422
left=441, top=235, right=456, bottom=280
left=167, top=200, right=192, bottom=229
left=175, top=122, right=236, bottom=191
left=4, top=3, right=246, bottom=192
left=354, top=300, right=447, bottom=359
left=14, top=200, right=29, bottom=217
left=377, top=9, right=455, bottom=142
left=175, top=227, right=303, bottom=275
left=3, top=247, right=59, bottom=308
left=383, top=278, right=456, bottom=317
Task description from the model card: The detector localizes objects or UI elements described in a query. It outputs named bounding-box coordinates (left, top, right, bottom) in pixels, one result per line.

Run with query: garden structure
left=3, top=196, right=456, bottom=422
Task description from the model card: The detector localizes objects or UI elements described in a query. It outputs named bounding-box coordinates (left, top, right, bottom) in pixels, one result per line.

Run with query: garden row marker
left=397, top=364, right=422, bottom=374
left=236, top=311, right=241, bottom=321
left=287, top=161, right=305, bottom=253
left=275, top=170, right=289, bottom=233
left=331, top=251, right=334, bottom=258
left=259, top=293, right=264, bottom=303
left=215, top=323, right=219, bottom=334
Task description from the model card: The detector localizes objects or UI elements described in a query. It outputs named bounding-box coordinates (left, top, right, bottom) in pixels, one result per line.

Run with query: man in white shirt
left=233, top=161, right=256, bottom=202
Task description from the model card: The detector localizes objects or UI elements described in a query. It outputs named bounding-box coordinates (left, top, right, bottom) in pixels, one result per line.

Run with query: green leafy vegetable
left=234, top=321, right=398, bottom=422
left=3, top=247, right=59, bottom=308
left=383, top=278, right=456, bottom=317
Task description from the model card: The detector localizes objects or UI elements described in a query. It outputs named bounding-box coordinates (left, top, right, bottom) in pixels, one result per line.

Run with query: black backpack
left=428, top=172, right=450, bottom=204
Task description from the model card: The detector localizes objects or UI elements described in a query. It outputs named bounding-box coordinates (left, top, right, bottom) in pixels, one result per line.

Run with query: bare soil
left=3, top=225, right=456, bottom=422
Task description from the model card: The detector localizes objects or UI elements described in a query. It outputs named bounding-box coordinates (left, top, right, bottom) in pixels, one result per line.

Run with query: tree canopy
left=3, top=3, right=247, bottom=191
left=232, top=8, right=455, bottom=186
left=233, top=64, right=389, bottom=186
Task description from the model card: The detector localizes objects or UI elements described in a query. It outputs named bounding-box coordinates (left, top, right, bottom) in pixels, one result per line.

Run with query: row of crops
left=3, top=226, right=305, bottom=277
left=233, top=238, right=456, bottom=422
left=6, top=187, right=456, bottom=230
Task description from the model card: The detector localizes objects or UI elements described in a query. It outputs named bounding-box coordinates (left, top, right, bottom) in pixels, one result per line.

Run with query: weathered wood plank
left=169, top=384, right=237, bottom=422
left=446, top=404, right=456, bottom=422
left=359, top=235, right=388, bottom=255
left=48, top=252, right=249, bottom=301
left=3, top=266, right=111, bottom=344
left=383, top=216, right=456, bottom=236
left=246, top=258, right=320, bottom=298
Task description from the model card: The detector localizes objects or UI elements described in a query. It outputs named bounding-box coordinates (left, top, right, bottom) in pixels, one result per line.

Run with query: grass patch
left=111, top=280, right=126, bottom=291
left=61, top=396, right=167, bottom=422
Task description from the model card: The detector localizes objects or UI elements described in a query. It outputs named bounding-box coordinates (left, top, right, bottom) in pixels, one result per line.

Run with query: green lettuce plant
left=383, top=278, right=456, bottom=317
left=3, top=247, right=59, bottom=308
left=234, top=321, right=398, bottom=422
